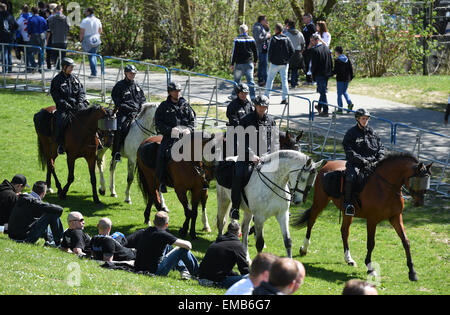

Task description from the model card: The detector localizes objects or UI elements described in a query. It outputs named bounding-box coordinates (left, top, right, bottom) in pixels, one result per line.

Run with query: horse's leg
left=189, top=188, right=201, bottom=240
left=300, top=204, right=326, bottom=256
left=253, top=216, right=265, bottom=254
left=47, top=157, right=62, bottom=194
left=87, top=156, right=101, bottom=204
left=201, top=189, right=211, bottom=232
left=96, top=149, right=106, bottom=196
left=364, top=220, right=377, bottom=276
left=60, top=156, right=76, bottom=200
left=124, top=159, right=135, bottom=204
left=175, top=188, right=191, bottom=238
left=216, top=185, right=230, bottom=236
left=341, top=214, right=357, bottom=266
left=276, top=210, right=292, bottom=258
left=389, top=214, right=418, bottom=281
left=241, top=210, right=253, bottom=264
left=109, top=159, right=117, bottom=197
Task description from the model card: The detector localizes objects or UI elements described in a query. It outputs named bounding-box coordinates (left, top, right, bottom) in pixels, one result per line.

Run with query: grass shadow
left=300, top=262, right=356, bottom=284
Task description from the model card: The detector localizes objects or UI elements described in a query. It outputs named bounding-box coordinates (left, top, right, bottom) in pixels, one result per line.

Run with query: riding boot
left=230, top=162, right=246, bottom=220
left=111, top=130, right=122, bottom=162
left=343, top=179, right=355, bottom=216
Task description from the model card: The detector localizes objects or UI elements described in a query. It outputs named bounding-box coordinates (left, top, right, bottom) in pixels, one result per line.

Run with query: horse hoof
left=190, top=233, right=198, bottom=240
left=94, top=200, right=103, bottom=206
left=202, top=227, right=211, bottom=233
left=409, top=272, right=418, bottom=281
left=99, top=189, right=106, bottom=196
left=124, top=199, right=132, bottom=204
left=347, top=261, right=357, bottom=267
left=299, top=247, right=307, bottom=257
left=179, top=228, right=187, bottom=237
left=110, top=193, right=117, bottom=198
left=47, top=188, right=54, bottom=194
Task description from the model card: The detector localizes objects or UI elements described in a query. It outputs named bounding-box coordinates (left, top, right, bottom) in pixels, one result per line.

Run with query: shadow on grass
left=300, top=262, right=355, bottom=284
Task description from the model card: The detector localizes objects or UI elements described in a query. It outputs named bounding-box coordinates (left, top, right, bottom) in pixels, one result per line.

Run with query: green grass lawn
left=0, top=89, right=448, bottom=295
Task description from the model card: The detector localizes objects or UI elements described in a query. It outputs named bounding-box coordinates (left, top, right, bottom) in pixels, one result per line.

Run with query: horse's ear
left=285, top=130, right=291, bottom=138
left=426, top=163, right=433, bottom=174
left=315, top=159, right=327, bottom=170
left=296, top=130, right=304, bottom=142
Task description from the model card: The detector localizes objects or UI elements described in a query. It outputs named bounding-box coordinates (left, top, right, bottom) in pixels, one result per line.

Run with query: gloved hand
left=251, top=154, right=260, bottom=165
left=182, top=128, right=191, bottom=136
left=363, top=159, right=371, bottom=169
left=171, top=127, right=181, bottom=138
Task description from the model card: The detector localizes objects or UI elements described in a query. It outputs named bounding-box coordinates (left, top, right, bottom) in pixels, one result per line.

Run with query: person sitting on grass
left=134, top=211, right=199, bottom=280
left=90, top=217, right=136, bottom=262
left=60, top=211, right=91, bottom=257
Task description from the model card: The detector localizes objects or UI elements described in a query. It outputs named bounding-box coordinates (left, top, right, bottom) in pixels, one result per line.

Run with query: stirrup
left=345, top=204, right=355, bottom=216
left=230, top=208, right=240, bottom=220
left=113, top=152, right=121, bottom=162
left=159, top=183, right=167, bottom=193
left=57, top=145, right=65, bottom=155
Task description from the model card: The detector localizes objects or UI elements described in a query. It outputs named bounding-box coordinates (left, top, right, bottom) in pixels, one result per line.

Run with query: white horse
left=97, top=103, right=168, bottom=209
left=216, top=150, right=324, bottom=260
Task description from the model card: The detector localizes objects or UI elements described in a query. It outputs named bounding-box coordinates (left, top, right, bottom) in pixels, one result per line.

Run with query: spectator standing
left=8, top=181, right=63, bottom=246
left=230, top=24, right=258, bottom=101
left=225, top=252, right=278, bottom=295
left=316, top=20, right=331, bottom=47
left=198, top=220, right=250, bottom=288
left=301, top=13, right=316, bottom=84
left=333, top=46, right=354, bottom=114
left=80, top=7, right=102, bottom=78
left=264, top=23, right=294, bottom=105
left=0, top=174, right=29, bottom=227
left=253, top=258, right=305, bottom=295
left=16, top=5, right=32, bottom=70
left=28, top=6, right=48, bottom=72
left=135, top=211, right=199, bottom=279
left=284, top=19, right=305, bottom=89
left=309, top=33, right=333, bottom=117
left=342, top=279, right=378, bottom=295
left=61, top=211, right=91, bottom=256
left=252, top=15, right=271, bottom=87
left=47, top=4, right=70, bottom=70
left=0, top=3, right=18, bottom=73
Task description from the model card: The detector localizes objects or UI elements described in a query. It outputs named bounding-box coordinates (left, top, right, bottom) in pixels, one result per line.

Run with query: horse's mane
left=261, top=150, right=305, bottom=163
left=137, top=103, right=157, bottom=119
left=376, top=152, right=418, bottom=168
left=76, top=105, right=102, bottom=118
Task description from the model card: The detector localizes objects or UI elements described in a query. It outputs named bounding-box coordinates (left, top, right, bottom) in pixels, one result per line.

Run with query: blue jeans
left=315, top=75, right=329, bottom=113
left=24, top=212, right=64, bottom=245
left=2, top=45, right=12, bottom=73
left=337, top=81, right=352, bottom=109
left=218, top=274, right=248, bottom=289
left=257, top=50, right=268, bottom=84
left=264, top=63, right=289, bottom=101
left=156, top=245, right=199, bottom=276
left=87, top=47, right=98, bottom=76
left=232, top=63, right=256, bottom=100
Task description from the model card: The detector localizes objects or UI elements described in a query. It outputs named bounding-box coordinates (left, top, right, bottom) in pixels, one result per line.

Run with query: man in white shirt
left=79, top=7, right=102, bottom=77
left=225, top=252, right=278, bottom=295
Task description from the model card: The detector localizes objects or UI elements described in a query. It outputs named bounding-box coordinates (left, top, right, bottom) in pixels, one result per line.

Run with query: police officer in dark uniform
left=50, top=57, right=89, bottom=155
left=226, top=83, right=254, bottom=127
left=154, top=81, right=196, bottom=193
left=342, top=108, right=385, bottom=216
left=230, top=95, right=276, bottom=220
left=111, top=64, right=146, bottom=162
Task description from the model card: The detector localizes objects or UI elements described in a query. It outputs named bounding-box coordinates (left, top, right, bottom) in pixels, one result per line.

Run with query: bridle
left=256, top=162, right=316, bottom=203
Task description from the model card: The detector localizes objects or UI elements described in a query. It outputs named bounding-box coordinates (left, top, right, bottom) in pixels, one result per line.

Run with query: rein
left=135, top=118, right=156, bottom=136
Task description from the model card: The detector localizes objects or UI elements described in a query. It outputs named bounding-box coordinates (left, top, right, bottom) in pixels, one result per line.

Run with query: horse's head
left=289, top=157, right=326, bottom=205
left=407, top=162, right=432, bottom=207
left=280, top=130, right=303, bottom=151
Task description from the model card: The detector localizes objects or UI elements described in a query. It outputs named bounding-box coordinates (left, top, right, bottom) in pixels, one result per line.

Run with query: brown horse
left=34, top=105, right=108, bottom=204
left=136, top=131, right=215, bottom=239
left=292, top=152, right=432, bottom=281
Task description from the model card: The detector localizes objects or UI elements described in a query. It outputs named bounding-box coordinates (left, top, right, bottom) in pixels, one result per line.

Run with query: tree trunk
left=304, top=0, right=314, bottom=16
left=142, top=0, right=160, bottom=60
left=237, top=0, right=246, bottom=28
left=289, top=0, right=304, bottom=22
left=179, top=0, right=195, bottom=68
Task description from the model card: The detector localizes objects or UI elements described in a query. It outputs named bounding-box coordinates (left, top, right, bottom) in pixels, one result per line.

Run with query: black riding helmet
left=354, top=108, right=371, bottom=119
left=167, top=81, right=182, bottom=93
left=61, top=57, right=76, bottom=68
left=234, top=83, right=249, bottom=95
left=253, top=95, right=270, bottom=107
left=124, top=64, right=138, bottom=74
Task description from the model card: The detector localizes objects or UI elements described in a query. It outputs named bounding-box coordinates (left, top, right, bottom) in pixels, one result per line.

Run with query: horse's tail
left=136, top=153, right=150, bottom=204
left=290, top=207, right=312, bottom=229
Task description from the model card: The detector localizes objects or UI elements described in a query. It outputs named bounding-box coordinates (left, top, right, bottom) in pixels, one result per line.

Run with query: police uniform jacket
left=239, top=111, right=276, bottom=160
left=226, top=98, right=254, bottom=127
left=342, top=124, right=385, bottom=169
left=50, top=72, right=87, bottom=113
left=111, top=79, right=146, bottom=118
left=155, top=96, right=196, bottom=139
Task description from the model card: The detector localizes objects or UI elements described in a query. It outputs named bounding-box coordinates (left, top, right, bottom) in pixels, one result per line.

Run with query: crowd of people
left=0, top=1, right=101, bottom=77
left=230, top=13, right=355, bottom=117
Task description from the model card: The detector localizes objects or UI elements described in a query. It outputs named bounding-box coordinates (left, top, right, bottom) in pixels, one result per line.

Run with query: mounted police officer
left=226, top=83, right=254, bottom=127
left=50, top=57, right=89, bottom=155
left=111, top=64, right=146, bottom=162
left=154, top=81, right=196, bottom=193
left=342, top=108, right=385, bottom=216
left=229, top=95, right=277, bottom=220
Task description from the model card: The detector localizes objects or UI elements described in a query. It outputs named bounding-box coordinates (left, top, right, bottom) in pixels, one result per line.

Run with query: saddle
left=322, top=167, right=372, bottom=204
left=138, top=136, right=162, bottom=170
left=215, top=160, right=253, bottom=190
left=33, top=106, right=56, bottom=137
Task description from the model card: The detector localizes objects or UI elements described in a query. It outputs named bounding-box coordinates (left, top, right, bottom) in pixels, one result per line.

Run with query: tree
left=142, top=0, right=161, bottom=60
left=238, top=0, right=246, bottom=28
left=179, top=0, right=195, bottom=68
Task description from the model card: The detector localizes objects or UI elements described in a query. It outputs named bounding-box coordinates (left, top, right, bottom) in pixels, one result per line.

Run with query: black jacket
left=0, top=180, right=18, bottom=225
left=155, top=96, right=196, bottom=137
left=342, top=124, right=385, bottom=168
left=268, top=33, right=294, bottom=66
left=231, top=34, right=258, bottom=65
left=0, top=11, right=18, bottom=43
left=198, top=232, right=249, bottom=282
left=302, top=22, right=316, bottom=48
left=8, top=194, right=63, bottom=241
left=50, top=72, right=88, bottom=113
left=239, top=111, right=276, bottom=159
left=226, top=98, right=254, bottom=127
left=333, top=55, right=354, bottom=82
left=111, top=78, right=146, bottom=117
left=310, top=43, right=333, bottom=78
left=252, top=281, right=283, bottom=295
